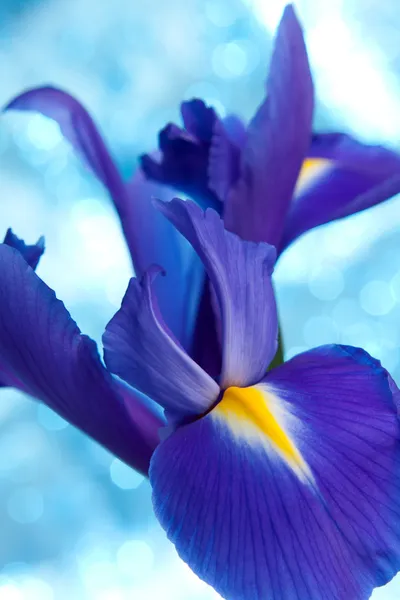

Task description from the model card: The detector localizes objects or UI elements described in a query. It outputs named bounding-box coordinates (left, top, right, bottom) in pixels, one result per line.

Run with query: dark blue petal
left=180, top=99, right=216, bottom=142
left=140, top=100, right=221, bottom=211
left=0, top=243, right=163, bottom=475
left=4, top=228, right=44, bottom=270
left=150, top=344, right=400, bottom=599
left=5, top=87, right=201, bottom=349
left=208, top=119, right=241, bottom=202
left=281, top=132, right=400, bottom=252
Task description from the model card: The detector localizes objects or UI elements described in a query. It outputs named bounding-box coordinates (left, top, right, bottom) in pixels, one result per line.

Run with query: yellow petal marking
left=295, top=157, right=333, bottom=197
left=215, top=385, right=311, bottom=482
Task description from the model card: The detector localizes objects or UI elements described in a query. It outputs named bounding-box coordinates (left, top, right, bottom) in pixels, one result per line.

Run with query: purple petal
left=280, top=132, right=400, bottom=251
left=155, top=199, right=278, bottom=388
left=103, top=266, right=219, bottom=420
left=3, top=228, right=45, bottom=270
left=224, top=4, right=313, bottom=247
left=222, top=114, right=247, bottom=149
left=208, top=119, right=241, bottom=202
left=125, top=172, right=204, bottom=349
left=190, top=279, right=222, bottom=379
left=0, top=243, right=163, bottom=475
left=5, top=87, right=141, bottom=273
left=180, top=99, right=216, bottom=142
left=150, top=343, right=400, bottom=598
left=5, top=87, right=127, bottom=207
left=5, top=87, right=202, bottom=348
left=4, top=87, right=141, bottom=268
left=140, top=100, right=220, bottom=210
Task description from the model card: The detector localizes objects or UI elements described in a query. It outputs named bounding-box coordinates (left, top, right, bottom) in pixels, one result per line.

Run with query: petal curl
left=140, top=99, right=220, bottom=210
left=6, top=86, right=126, bottom=204
left=224, top=5, right=313, bottom=247
left=155, top=198, right=278, bottom=388
left=0, top=244, right=162, bottom=475
left=5, top=87, right=200, bottom=348
left=103, top=266, right=219, bottom=420
left=281, top=133, right=400, bottom=251
left=150, top=344, right=400, bottom=599
left=3, top=228, right=45, bottom=270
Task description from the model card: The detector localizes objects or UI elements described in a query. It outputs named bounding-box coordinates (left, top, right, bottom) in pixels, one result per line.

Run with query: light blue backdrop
left=0, top=0, right=399, bottom=597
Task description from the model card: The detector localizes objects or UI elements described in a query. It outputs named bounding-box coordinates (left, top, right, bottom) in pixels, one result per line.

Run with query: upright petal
left=126, top=171, right=204, bottom=349
left=208, top=119, right=241, bottom=203
left=5, top=87, right=200, bottom=348
left=280, top=132, right=400, bottom=251
left=155, top=199, right=278, bottom=388
left=190, top=279, right=222, bottom=379
left=224, top=4, right=314, bottom=247
left=3, top=228, right=45, bottom=270
left=151, top=344, right=400, bottom=599
left=140, top=99, right=220, bottom=210
left=0, top=244, right=163, bottom=475
left=103, top=266, right=219, bottom=420
left=181, top=99, right=216, bottom=142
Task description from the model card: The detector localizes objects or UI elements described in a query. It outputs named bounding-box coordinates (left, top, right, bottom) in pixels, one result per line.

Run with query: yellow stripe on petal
left=214, top=385, right=312, bottom=484
left=294, top=158, right=333, bottom=197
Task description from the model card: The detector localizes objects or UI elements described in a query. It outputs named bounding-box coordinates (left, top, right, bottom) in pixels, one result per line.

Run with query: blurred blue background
left=0, top=0, right=400, bottom=597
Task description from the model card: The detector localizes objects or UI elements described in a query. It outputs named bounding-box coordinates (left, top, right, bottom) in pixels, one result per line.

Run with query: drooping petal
left=280, top=132, right=400, bottom=252
left=103, top=266, right=219, bottom=420
left=155, top=198, right=278, bottom=388
left=224, top=4, right=314, bottom=247
left=150, top=344, right=400, bottom=599
left=140, top=100, right=220, bottom=210
left=3, top=228, right=45, bottom=270
left=5, top=87, right=201, bottom=348
left=0, top=230, right=45, bottom=388
left=5, top=86, right=127, bottom=204
left=0, top=243, right=163, bottom=475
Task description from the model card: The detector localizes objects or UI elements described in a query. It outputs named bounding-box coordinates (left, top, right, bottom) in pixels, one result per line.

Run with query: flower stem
left=269, top=329, right=284, bottom=370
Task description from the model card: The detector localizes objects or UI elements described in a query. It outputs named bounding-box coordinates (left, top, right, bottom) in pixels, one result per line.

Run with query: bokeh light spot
left=359, top=280, right=396, bottom=316
left=308, top=265, right=344, bottom=301
left=117, top=540, right=154, bottom=580
left=303, top=315, right=339, bottom=347
left=0, top=583, right=22, bottom=600
left=26, top=115, right=63, bottom=152
left=7, top=488, right=44, bottom=524
left=212, top=42, right=248, bottom=78
left=110, top=459, right=144, bottom=490
left=20, top=577, right=54, bottom=600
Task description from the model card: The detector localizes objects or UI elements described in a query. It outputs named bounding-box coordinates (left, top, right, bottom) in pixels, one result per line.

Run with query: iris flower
left=140, top=9, right=400, bottom=255
left=6, top=5, right=400, bottom=374
left=0, top=197, right=400, bottom=599
left=2, top=6, right=400, bottom=598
